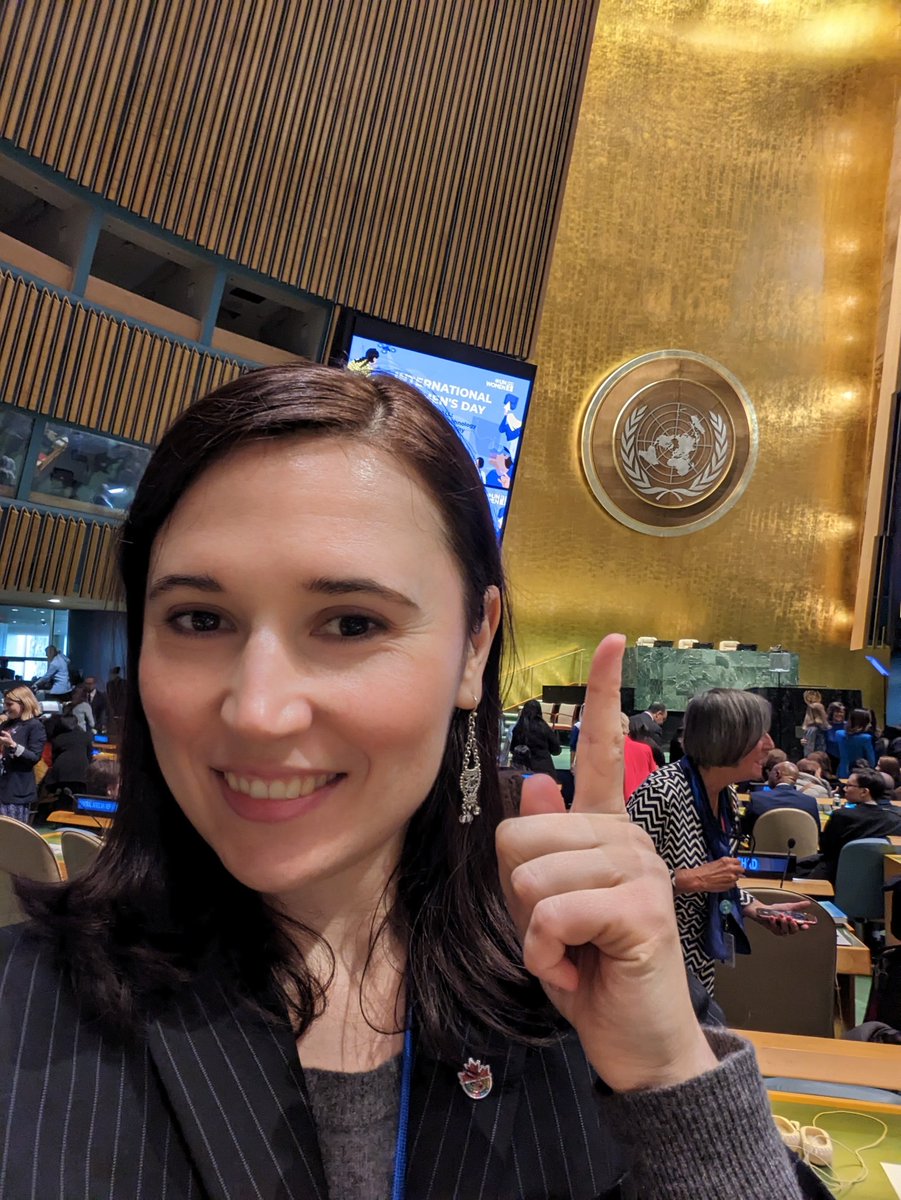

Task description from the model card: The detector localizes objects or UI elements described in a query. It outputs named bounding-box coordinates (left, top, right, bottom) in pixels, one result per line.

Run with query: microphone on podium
left=778, top=838, right=796, bottom=889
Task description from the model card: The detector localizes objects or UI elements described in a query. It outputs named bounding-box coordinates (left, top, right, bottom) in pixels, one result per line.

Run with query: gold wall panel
left=505, top=0, right=901, bottom=711
left=0, top=0, right=599, bottom=358
left=0, top=270, right=244, bottom=442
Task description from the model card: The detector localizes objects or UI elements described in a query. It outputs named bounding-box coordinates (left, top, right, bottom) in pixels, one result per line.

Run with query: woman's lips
left=217, top=769, right=342, bottom=823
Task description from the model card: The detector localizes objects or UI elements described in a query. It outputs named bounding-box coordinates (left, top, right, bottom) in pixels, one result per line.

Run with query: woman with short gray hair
left=628, top=688, right=811, bottom=994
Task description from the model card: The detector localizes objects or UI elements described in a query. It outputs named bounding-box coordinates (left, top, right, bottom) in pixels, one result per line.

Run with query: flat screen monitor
left=342, top=315, right=536, bottom=537
left=737, top=852, right=796, bottom=879
left=737, top=643, right=758, bottom=651
left=75, top=794, right=118, bottom=816
left=93, top=733, right=110, bottom=744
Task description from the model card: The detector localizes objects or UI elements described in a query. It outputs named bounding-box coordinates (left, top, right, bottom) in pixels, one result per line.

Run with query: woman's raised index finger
left=571, top=633, right=626, bottom=816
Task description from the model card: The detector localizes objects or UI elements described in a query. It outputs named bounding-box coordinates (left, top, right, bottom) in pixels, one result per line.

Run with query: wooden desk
left=835, top=928, right=872, bottom=1029
left=739, top=1028, right=901, bottom=1091
left=738, top=876, right=834, bottom=898
left=836, top=928, right=871, bottom=975
left=887, top=853, right=901, bottom=948
left=46, top=810, right=112, bottom=830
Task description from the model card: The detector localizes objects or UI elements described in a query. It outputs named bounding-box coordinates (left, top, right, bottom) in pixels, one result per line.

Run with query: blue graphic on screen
left=348, top=336, right=533, bottom=534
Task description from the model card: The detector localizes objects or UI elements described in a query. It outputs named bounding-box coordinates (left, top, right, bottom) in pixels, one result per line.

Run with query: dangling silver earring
left=459, top=708, right=481, bottom=824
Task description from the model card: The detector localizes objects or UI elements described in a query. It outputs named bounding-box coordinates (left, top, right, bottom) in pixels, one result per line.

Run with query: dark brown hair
left=18, top=364, right=555, bottom=1054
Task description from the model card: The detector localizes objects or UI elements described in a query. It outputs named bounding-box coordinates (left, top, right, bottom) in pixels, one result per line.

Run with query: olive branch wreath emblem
left=619, top=405, right=730, bottom=501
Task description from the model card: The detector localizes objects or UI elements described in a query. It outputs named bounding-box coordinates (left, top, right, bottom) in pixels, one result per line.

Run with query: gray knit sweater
left=304, top=1028, right=802, bottom=1199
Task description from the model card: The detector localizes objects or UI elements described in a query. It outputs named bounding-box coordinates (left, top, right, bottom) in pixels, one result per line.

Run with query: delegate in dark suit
left=632, top=710, right=665, bottom=747
left=741, top=784, right=821, bottom=837
left=85, top=685, right=109, bottom=732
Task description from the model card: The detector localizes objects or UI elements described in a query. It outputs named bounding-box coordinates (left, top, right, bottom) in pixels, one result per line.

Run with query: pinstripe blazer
left=0, top=926, right=630, bottom=1199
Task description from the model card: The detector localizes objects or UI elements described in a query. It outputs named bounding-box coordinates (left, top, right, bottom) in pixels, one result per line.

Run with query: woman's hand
left=0, top=731, right=15, bottom=750
left=675, top=857, right=743, bottom=894
left=744, top=898, right=813, bottom=935
left=496, top=635, right=716, bottom=1093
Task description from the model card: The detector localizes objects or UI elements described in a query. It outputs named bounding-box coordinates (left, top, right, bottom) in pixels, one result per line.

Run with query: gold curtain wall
left=0, top=0, right=599, bottom=357
left=0, top=270, right=244, bottom=442
left=505, top=0, right=901, bottom=707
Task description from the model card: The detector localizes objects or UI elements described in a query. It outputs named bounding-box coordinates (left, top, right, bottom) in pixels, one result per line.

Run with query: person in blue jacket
left=836, top=707, right=876, bottom=778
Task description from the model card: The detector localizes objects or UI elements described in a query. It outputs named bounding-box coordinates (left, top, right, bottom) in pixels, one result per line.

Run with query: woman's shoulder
left=628, top=759, right=687, bottom=805
left=0, top=924, right=72, bottom=1022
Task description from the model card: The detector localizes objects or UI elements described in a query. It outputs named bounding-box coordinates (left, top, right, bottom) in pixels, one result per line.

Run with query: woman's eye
left=321, top=614, right=383, bottom=639
left=170, top=611, right=224, bottom=634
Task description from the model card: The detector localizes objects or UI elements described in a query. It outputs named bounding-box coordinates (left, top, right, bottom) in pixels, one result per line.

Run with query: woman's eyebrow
left=147, top=573, right=222, bottom=601
left=306, top=576, right=418, bottom=608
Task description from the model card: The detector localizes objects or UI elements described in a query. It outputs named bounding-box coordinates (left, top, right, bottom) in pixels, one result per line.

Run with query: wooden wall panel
left=0, top=270, right=245, bottom=443
left=0, top=0, right=598, bottom=358
left=0, top=506, right=112, bottom=600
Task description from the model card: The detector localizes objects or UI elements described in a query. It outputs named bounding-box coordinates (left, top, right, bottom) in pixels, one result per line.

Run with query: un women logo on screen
left=580, top=351, right=758, bottom=537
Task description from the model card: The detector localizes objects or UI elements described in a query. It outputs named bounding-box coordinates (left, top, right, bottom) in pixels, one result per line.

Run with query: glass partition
left=0, top=406, right=35, bottom=499
left=29, top=424, right=151, bottom=516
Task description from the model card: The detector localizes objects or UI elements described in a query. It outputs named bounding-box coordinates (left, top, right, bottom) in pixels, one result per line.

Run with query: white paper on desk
left=882, top=1162, right=901, bottom=1199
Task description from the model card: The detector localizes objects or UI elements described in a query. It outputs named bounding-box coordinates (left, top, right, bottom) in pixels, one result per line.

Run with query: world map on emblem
left=618, top=400, right=732, bottom=505
left=580, top=350, right=757, bottom=536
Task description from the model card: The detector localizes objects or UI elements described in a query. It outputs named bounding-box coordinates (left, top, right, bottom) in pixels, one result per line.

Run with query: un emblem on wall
left=580, top=351, right=757, bottom=536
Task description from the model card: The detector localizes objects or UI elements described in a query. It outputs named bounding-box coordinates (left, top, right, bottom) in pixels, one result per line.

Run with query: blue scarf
left=678, top=757, right=750, bottom=962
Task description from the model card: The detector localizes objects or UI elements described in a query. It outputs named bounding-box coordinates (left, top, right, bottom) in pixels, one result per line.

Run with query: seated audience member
left=741, top=762, right=821, bottom=836
left=65, top=684, right=96, bottom=736
left=628, top=688, right=810, bottom=998
left=817, top=768, right=901, bottom=882
left=621, top=711, right=657, bottom=802
left=836, top=708, right=877, bottom=778
left=628, top=715, right=666, bottom=767
left=808, top=749, right=836, bottom=785
left=84, top=756, right=120, bottom=800
left=878, top=756, right=901, bottom=789
left=41, top=714, right=93, bottom=803
left=795, top=758, right=833, bottom=799
left=762, top=748, right=787, bottom=777
left=508, top=698, right=561, bottom=782
left=875, top=723, right=901, bottom=758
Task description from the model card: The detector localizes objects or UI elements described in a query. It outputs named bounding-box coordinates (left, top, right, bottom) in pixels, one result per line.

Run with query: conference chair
left=714, top=887, right=837, bottom=1037
left=552, top=703, right=580, bottom=733
left=60, top=829, right=102, bottom=879
left=833, top=838, right=895, bottom=928
left=0, top=815, right=62, bottom=927
left=539, top=702, right=555, bottom=724
left=751, top=807, right=819, bottom=858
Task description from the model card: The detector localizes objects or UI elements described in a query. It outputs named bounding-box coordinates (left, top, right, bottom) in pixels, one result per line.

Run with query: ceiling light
left=48, top=597, right=61, bottom=603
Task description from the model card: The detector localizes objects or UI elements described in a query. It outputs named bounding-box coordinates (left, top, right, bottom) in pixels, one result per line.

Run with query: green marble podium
left=622, top=647, right=799, bottom=712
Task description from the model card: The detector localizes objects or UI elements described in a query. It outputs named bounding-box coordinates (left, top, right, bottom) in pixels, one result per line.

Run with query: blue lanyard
left=390, top=1020, right=414, bottom=1200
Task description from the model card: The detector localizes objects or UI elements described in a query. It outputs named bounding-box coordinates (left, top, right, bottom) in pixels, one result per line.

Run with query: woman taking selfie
left=0, top=365, right=808, bottom=1199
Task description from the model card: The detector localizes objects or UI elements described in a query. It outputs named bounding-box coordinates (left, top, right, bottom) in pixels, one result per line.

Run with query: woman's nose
left=219, top=634, right=315, bottom=739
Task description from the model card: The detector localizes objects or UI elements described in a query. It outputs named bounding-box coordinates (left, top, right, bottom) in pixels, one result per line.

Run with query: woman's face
left=140, top=437, right=498, bottom=905
left=731, top=732, right=775, bottom=780
left=3, top=698, right=22, bottom=721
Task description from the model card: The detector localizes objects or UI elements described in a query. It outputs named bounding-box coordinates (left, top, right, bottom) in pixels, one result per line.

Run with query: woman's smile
left=217, top=768, right=344, bottom=824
